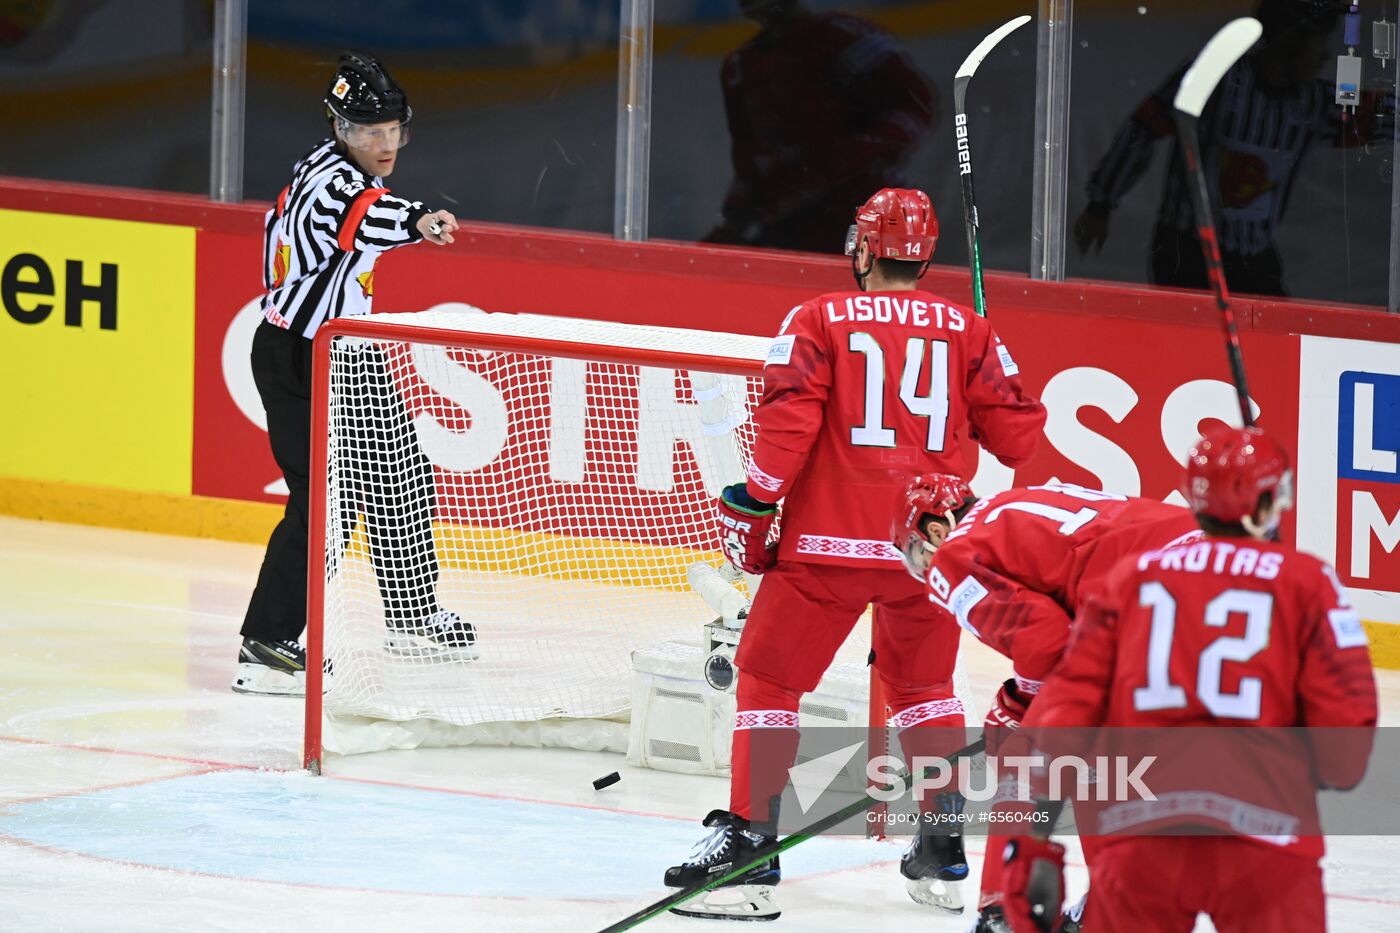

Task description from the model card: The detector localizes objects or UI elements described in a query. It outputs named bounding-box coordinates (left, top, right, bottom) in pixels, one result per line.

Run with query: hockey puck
left=592, top=771, right=621, bottom=790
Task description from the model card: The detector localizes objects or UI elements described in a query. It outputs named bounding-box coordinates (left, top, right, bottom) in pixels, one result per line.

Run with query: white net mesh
left=318, top=308, right=770, bottom=739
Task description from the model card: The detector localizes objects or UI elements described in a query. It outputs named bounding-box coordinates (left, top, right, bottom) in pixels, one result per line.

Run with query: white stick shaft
left=690, top=370, right=746, bottom=489
left=690, top=370, right=763, bottom=602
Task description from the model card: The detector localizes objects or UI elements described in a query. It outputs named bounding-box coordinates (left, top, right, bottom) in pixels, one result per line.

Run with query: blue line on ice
left=1, top=770, right=899, bottom=898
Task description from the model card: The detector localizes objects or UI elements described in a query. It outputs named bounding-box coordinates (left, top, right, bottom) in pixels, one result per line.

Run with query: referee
left=235, top=50, right=476, bottom=696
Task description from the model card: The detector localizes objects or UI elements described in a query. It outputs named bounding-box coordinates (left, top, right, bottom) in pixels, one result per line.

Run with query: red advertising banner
left=984, top=308, right=1300, bottom=507
left=193, top=229, right=282, bottom=503
left=3, top=180, right=1382, bottom=608
left=190, top=222, right=1303, bottom=533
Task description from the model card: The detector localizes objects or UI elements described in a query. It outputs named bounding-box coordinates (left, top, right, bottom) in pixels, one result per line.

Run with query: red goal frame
left=302, top=313, right=795, bottom=774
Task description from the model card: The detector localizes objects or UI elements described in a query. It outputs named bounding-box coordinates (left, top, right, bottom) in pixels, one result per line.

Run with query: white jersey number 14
left=847, top=333, right=950, bottom=451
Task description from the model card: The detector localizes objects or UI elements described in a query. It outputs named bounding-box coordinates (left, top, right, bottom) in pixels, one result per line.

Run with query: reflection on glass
left=701, top=0, right=938, bottom=253
left=0, top=0, right=212, bottom=193
left=1069, top=0, right=1393, bottom=307
left=244, top=1, right=617, bottom=232
left=651, top=3, right=1034, bottom=274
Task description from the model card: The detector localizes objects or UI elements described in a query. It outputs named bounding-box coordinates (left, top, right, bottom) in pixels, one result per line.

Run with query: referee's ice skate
left=384, top=609, right=479, bottom=661
left=231, top=637, right=307, bottom=696
left=663, top=809, right=781, bottom=921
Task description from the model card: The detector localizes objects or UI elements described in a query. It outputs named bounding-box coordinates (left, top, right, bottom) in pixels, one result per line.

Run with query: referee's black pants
left=242, top=320, right=442, bottom=644
left=1150, top=225, right=1288, bottom=298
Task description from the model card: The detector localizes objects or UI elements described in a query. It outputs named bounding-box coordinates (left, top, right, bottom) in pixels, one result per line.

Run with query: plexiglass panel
left=648, top=1, right=1037, bottom=276
left=0, top=0, right=212, bottom=193
left=1065, top=1, right=1395, bottom=307
left=243, top=1, right=618, bottom=232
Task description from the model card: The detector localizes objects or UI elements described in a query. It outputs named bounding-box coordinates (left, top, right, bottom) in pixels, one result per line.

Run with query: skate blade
left=668, top=885, right=780, bottom=922
left=906, top=876, right=964, bottom=914
left=383, top=635, right=480, bottom=662
left=231, top=663, right=306, bottom=697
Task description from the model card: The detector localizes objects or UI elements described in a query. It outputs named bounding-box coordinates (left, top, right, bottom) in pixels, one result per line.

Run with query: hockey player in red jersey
left=996, top=425, right=1378, bottom=933
left=894, top=479, right=1202, bottom=698
left=661, top=188, right=1045, bottom=921
left=890, top=474, right=1203, bottom=929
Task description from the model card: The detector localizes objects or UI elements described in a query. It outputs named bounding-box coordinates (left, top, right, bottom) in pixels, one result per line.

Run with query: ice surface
left=1, top=515, right=1396, bottom=932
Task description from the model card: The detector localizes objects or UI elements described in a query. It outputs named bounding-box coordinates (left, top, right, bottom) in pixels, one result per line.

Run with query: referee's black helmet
left=325, top=50, right=411, bottom=126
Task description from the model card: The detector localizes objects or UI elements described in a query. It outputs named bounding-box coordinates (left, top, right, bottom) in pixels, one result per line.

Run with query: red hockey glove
left=984, top=679, right=1031, bottom=757
left=999, top=835, right=1067, bottom=933
left=716, top=483, right=778, bottom=575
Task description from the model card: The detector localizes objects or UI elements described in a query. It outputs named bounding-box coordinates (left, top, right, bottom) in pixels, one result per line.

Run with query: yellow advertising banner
left=0, top=209, right=195, bottom=494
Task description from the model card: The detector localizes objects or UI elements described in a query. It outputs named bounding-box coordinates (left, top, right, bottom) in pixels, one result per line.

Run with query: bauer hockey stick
left=953, top=14, right=1032, bottom=318
left=595, top=737, right=986, bottom=933
left=1172, top=17, right=1263, bottom=427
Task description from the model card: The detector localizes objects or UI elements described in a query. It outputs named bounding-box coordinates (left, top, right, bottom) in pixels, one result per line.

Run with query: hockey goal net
left=303, top=307, right=778, bottom=771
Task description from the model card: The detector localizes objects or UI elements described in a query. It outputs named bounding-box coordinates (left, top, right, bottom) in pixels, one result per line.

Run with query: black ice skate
left=973, top=904, right=1013, bottom=933
left=973, top=898, right=1081, bottom=932
left=232, top=638, right=307, bottom=696
left=900, top=793, right=969, bottom=914
left=1061, top=892, right=1086, bottom=932
left=663, top=809, right=781, bottom=921
left=384, top=608, right=478, bottom=661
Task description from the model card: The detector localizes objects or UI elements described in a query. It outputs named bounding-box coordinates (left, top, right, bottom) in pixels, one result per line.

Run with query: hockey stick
left=953, top=14, right=1032, bottom=318
left=1171, top=17, right=1263, bottom=426
left=595, top=737, right=987, bottom=933
left=690, top=369, right=763, bottom=600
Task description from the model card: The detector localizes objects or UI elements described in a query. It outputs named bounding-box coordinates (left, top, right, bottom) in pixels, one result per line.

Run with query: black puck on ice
left=593, top=771, right=621, bottom=790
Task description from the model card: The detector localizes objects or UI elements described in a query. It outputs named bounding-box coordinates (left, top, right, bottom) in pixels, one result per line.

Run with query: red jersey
left=923, top=484, right=1199, bottom=688
left=747, top=289, right=1044, bottom=568
left=1028, top=537, right=1378, bottom=858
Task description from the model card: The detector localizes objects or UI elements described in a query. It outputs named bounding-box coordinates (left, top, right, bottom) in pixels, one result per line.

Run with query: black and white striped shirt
left=1087, top=60, right=1341, bottom=258
left=261, top=139, right=426, bottom=338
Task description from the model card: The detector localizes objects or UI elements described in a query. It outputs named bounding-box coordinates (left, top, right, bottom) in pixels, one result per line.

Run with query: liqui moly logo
left=1335, top=371, right=1400, bottom=589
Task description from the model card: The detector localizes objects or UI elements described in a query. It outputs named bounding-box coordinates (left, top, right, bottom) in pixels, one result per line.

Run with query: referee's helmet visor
left=334, top=116, right=411, bottom=150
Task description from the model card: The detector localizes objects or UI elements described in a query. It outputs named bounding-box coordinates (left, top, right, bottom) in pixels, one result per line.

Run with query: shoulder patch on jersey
left=948, top=576, right=989, bottom=638
left=1327, top=608, right=1368, bottom=650
left=766, top=334, right=796, bottom=367
left=996, top=341, right=1019, bottom=377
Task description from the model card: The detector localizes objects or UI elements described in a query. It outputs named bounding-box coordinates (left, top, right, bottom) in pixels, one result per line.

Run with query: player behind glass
left=891, top=474, right=1203, bottom=930
left=661, top=188, right=1046, bottom=921
left=994, top=425, right=1378, bottom=933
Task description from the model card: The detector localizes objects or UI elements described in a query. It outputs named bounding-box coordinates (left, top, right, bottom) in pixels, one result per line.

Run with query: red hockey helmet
left=891, top=473, right=973, bottom=580
left=846, top=188, right=938, bottom=263
left=1182, top=424, right=1294, bottom=525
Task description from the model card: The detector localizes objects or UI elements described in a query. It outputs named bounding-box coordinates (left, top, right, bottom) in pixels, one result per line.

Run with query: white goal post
left=302, top=307, right=777, bottom=772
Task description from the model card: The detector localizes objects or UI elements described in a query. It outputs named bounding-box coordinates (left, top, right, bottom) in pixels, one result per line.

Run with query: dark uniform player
left=996, top=425, right=1378, bottom=933
left=1071, top=0, right=1378, bottom=297
left=662, top=188, right=1045, bottom=921
left=705, top=0, right=937, bottom=253
left=235, top=51, right=475, bottom=696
